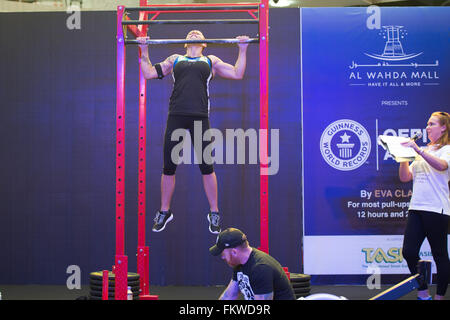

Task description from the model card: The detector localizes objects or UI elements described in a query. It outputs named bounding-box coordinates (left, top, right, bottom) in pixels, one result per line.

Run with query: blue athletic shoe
left=152, top=210, right=173, bottom=232
left=207, top=212, right=221, bottom=234
left=417, top=296, right=432, bottom=300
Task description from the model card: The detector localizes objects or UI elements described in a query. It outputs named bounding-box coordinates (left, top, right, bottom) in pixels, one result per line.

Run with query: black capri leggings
left=402, top=210, right=450, bottom=296
left=163, top=114, right=214, bottom=176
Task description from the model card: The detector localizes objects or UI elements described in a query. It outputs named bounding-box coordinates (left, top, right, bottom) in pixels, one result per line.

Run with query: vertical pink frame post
left=115, top=5, right=128, bottom=301
left=137, top=1, right=149, bottom=297
left=102, top=270, right=109, bottom=300
left=259, top=0, right=269, bottom=254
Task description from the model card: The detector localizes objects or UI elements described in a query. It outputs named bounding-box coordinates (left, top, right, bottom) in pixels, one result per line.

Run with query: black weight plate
left=89, top=279, right=141, bottom=287
left=293, top=287, right=311, bottom=294
left=90, top=285, right=140, bottom=293
left=89, top=294, right=140, bottom=300
left=291, top=281, right=310, bottom=288
left=90, top=291, right=139, bottom=298
left=89, top=271, right=140, bottom=281
left=289, top=273, right=311, bottom=282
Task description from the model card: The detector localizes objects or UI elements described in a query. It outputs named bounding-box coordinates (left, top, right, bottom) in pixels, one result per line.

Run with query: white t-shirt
left=409, top=144, right=450, bottom=215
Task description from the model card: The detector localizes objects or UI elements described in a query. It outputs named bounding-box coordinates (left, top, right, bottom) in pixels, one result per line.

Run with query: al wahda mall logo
left=365, top=25, right=423, bottom=61
left=348, top=24, right=440, bottom=87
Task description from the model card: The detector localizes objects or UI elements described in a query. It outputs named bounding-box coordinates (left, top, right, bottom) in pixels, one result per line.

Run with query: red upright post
left=259, top=0, right=269, bottom=254
left=137, top=59, right=150, bottom=296
left=136, top=2, right=158, bottom=300
left=137, top=3, right=150, bottom=298
left=115, top=5, right=128, bottom=300
left=102, top=270, right=109, bottom=300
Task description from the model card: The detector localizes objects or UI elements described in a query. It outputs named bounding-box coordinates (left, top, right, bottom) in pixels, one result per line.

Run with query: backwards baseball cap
left=209, top=228, right=247, bottom=256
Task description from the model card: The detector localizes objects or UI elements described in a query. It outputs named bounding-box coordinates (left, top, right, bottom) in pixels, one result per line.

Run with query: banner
left=301, top=7, right=450, bottom=276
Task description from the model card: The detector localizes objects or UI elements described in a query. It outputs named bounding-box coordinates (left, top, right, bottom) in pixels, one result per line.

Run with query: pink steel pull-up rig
left=110, top=0, right=270, bottom=300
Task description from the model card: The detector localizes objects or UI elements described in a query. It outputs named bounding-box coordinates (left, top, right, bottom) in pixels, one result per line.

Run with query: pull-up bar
left=112, top=0, right=270, bottom=301
left=125, top=5, right=259, bottom=12
left=122, top=19, right=258, bottom=25
left=125, top=38, right=259, bottom=45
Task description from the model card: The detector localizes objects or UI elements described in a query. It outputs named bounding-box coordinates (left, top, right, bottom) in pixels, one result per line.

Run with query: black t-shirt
left=232, top=248, right=295, bottom=300
left=169, top=55, right=212, bottom=117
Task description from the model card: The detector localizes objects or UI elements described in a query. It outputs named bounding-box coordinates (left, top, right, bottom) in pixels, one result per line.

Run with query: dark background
left=0, top=8, right=302, bottom=285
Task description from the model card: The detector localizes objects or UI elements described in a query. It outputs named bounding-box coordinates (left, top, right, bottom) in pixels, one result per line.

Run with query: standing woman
left=399, top=111, right=450, bottom=300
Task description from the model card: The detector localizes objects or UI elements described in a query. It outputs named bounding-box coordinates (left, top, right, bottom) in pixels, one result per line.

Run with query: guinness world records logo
left=320, top=119, right=371, bottom=171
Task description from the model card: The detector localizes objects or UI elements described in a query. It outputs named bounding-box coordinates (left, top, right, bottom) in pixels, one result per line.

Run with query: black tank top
left=169, top=55, right=212, bottom=117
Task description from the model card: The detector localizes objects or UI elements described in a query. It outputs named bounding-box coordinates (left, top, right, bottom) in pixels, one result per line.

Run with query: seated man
left=209, top=228, right=295, bottom=300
